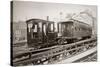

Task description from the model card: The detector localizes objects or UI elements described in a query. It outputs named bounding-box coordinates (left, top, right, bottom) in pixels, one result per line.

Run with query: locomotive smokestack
left=47, top=16, right=49, bottom=21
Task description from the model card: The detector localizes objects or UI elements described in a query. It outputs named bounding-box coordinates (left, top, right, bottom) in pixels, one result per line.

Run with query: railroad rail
left=13, top=40, right=27, bottom=47
left=56, top=47, right=97, bottom=64
left=73, top=51, right=97, bottom=62
left=12, top=38, right=97, bottom=66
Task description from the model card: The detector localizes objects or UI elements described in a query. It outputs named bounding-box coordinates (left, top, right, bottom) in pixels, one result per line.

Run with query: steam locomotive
left=26, top=19, right=92, bottom=49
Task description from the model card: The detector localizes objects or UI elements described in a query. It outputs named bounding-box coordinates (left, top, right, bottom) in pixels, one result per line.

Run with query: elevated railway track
left=12, top=38, right=97, bottom=66
left=56, top=47, right=97, bottom=64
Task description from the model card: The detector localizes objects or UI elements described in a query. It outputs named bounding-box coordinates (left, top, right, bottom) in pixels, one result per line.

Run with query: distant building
left=13, top=21, right=27, bottom=44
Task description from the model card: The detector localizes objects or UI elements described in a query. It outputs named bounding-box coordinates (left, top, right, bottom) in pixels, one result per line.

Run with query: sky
left=12, top=1, right=97, bottom=25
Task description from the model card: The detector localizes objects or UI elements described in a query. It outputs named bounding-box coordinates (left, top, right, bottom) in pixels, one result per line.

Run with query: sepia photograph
left=11, top=1, right=97, bottom=66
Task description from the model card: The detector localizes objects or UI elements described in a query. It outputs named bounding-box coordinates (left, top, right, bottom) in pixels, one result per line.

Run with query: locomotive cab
left=26, top=19, right=57, bottom=48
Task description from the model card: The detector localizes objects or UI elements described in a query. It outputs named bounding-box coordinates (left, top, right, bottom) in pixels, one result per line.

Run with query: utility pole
left=47, top=16, right=49, bottom=21
left=59, top=12, right=63, bottom=21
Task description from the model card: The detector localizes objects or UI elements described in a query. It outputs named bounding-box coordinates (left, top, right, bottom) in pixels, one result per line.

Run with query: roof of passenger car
left=26, top=18, right=54, bottom=24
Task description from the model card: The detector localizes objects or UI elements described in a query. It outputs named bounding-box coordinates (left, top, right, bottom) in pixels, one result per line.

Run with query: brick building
left=13, top=21, right=27, bottom=44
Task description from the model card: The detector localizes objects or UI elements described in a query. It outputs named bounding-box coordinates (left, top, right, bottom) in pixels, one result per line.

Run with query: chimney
left=47, top=16, right=49, bottom=21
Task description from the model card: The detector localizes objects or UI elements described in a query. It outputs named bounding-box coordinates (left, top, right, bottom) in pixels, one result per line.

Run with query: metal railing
left=13, top=38, right=97, bottom=66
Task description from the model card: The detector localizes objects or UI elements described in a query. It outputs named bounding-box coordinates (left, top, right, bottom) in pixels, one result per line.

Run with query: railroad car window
left=28, top=23, right=33, bottom=32
left=38, top=22, right=42, bottom=32
left=71, top=26, right=74, bottom=30
left=43, top=25, right=46, bottom=35
left=29, top=24, right=38, bottom=39
left=55, top=22, right=58, bottom=32
left=33, top=25, right=38, bottom=32
left=75, top=27, right=77, bottom=31
left=67, top=25, right=70, bottom=30
left=51, top=23, right=53, bottom=32
left=79, top=28, right=81, bottom=31
left=75, top=27, right=81, bottom=31
left=48, top=23, right=54, bottom=32
left=59, top=23, right=61, bottom=33
left=62, top=24, right=66, bottom=32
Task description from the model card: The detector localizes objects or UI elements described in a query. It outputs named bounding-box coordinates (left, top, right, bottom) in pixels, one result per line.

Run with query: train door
left=47, top=23, right=54, bottom=32
left=47, top=22, right=56, bottom=41
left=27, top=23, right=38, bottom=44
left=31, top=24, right=38, bottom=38
left=58, top=23, right=62, bottom=37
left=42, top=23, right=47, bottom=43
